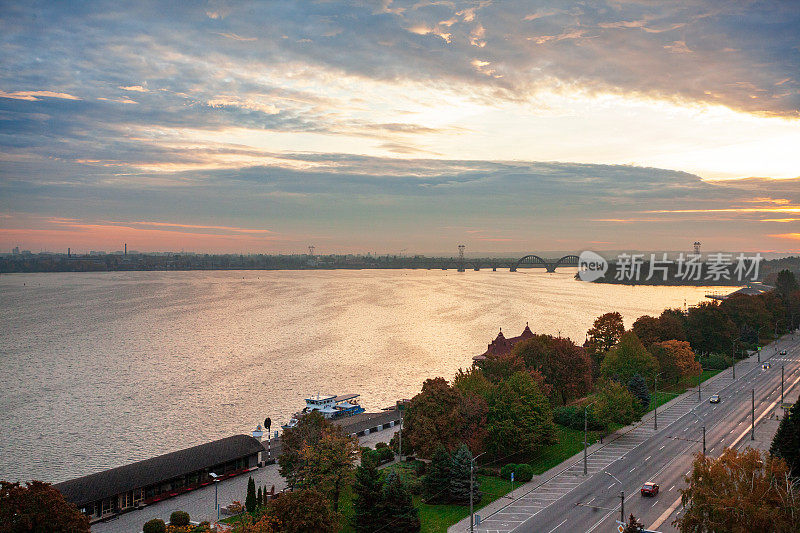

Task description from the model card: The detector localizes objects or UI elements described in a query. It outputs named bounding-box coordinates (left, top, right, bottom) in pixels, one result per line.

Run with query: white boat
left=282, top=393, right=366, bottom=429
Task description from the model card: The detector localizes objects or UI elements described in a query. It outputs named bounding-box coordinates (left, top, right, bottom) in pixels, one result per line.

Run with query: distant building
left=54, top=434, right=264, bottom=523
left=12, top=246, right=19, bottom=255
left=472, top=323, right=534, bottom=362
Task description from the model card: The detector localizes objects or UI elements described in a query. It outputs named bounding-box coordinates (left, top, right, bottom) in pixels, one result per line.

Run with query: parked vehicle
left=641, top=482, right=659, bottom=496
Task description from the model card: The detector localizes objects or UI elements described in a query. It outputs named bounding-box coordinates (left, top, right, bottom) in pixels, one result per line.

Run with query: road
left=466, top=331, right=800, bottom=533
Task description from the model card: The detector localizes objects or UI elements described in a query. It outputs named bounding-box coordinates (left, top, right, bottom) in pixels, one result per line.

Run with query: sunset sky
left=1, top=1, right=799, bottom=254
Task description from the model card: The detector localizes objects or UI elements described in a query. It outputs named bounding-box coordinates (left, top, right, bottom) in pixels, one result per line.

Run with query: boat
left=282, top=393, right=366, bottom=429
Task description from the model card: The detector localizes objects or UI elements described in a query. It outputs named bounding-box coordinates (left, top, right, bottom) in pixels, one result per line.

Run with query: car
left=710, top=394, right=720, bottom=404
left=780, top=350, right=787, bottom=355
left=641, top=482, right=660, bottom=496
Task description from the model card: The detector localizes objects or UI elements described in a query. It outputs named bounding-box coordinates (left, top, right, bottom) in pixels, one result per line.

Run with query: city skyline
left=1, top=1, right=799, bottom=253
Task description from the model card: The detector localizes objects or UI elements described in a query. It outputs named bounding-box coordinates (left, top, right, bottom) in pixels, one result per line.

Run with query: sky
left=1, top=0, right=799, bottom=255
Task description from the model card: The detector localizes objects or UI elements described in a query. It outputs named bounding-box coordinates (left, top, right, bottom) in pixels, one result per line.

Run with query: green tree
left=452, top=367, right=495, bottom=401
left=586, top=312, right=625, bottom=373
left=296, top=430, right=359, bottom=511
left=278, top=411, right=330, bottom=489
left=685, top=301, right=737, bottom=355
left=245, top=476, right=257, bottom=514
left=775, top=269, right=799, bottom=299
left=0, top=480, right=90, bottom=533
left=720, top=294, right=771, bottom=344
left=770, top=396, right=800, bottom=477
left=257, top=486, right=263, bottom=508
left=351, top=451, right=384, bottom=533
left=600, top=331, right=659, bottom=384
left=379, top=471, right=421, bottom=532
left=267, top=488, right=338, bottom=533
left=422, top=445, right=452, bottom=504
left=623, top=513, right=645, bottom=533
left=450, top=444, right=481, bottom=505
left=627, top=373, right=650, bottom=410
left=594, top=380, right=640, bottom=428
left=486, top=371, right=555, bottom=457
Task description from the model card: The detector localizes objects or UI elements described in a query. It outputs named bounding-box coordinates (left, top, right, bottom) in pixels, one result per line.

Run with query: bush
left=143, top=519, right=166, bottom=533
left=407, top=478, right=423, bottom=495
left=699, top=354, right=730, bottom=370
left=169, top=510, right=190, bottom=526
left=376, top=446, right=395, bottom=464
left=375, top=442, right=389, bottom=449
left=553, top=405, right=604, bottom=431
left=514, top=464, right=534, bottom=482
left=500, top=463, right=517, bottom=480
left=414, top=460, right=427, bottom=476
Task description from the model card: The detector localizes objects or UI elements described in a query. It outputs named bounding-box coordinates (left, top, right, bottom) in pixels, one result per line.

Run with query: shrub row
left=553, top=405, right=605, bottom=431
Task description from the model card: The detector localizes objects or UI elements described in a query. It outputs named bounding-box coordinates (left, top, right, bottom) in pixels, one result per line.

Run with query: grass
left=647, top=369, right=722, bottom=411
left=528, top=425, right=605, bottom=475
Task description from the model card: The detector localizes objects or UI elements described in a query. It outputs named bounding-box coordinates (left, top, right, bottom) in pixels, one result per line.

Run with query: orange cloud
left=0, top=90, right=80, bottom=101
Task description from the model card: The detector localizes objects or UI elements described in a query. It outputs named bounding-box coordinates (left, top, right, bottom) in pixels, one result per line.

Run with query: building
left=54, top=434, right=264, bottom=523
left=472, top=323, right=534, bottom=362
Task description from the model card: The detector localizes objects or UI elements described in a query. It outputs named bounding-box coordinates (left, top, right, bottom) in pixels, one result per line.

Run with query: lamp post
left=654, top=372, right=665, bottom=431
left=584, top=401, right=597, bottom=475
left=757, top=325, right=769, bottom=363
left=209, top=472, right=220, bottom=521
left=470, top=452, right=487, bottom=533
left=730, top=337, right=740, bottom=380
left=690, top=411, right=706, bottom=454
left=698, top=366, right=702, bottom=401
left=604, top=472, right=624, bottom=524
left=751, top=389, right=756, bottom=441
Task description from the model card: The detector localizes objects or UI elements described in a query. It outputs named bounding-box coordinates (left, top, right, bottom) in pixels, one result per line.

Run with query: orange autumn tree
left=652, top=340, right=700, bottom=383
left=676, top=448, right=800, bottom=533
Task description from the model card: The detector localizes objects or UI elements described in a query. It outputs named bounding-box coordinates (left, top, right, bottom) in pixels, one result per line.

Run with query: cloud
left=0, top=90, right=81, bottom=101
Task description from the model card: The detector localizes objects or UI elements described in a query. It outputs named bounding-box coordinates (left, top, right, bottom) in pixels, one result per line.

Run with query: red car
left=641, top=482, right=659, bottom=496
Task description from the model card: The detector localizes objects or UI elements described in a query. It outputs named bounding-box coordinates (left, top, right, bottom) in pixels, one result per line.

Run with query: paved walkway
left=92, top=424, right=399, bottom=533
left=448, top=363, right=739, bottom=533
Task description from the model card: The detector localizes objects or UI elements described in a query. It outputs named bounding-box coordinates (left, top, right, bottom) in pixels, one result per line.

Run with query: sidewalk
left=447, top=348, right=759, bottom=533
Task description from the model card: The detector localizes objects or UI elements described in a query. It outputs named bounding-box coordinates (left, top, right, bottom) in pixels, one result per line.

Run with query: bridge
left=408, top=254, right=580, bottom=272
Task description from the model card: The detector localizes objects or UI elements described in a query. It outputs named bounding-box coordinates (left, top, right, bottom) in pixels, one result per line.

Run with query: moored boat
left=282, top=393, right=366, bottom=429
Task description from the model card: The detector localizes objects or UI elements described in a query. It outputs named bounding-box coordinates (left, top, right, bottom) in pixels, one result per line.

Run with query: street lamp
left=584, top=401, right=597, bottom=475
left=689, top=411, right=705, bottom=454
left=209, top=472, right=220, bottom=521
left=654, top=372, right=665, bottom=431
left=604, top=472, right=625, bottom=524
left=470, top=452, right=487, bottom=533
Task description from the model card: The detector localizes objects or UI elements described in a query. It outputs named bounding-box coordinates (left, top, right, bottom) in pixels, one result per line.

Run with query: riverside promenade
left=91, top=410, right=400, bottom=533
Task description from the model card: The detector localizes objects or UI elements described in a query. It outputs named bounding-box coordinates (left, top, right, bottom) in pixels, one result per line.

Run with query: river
left=0, top=269, right=727, bottom=483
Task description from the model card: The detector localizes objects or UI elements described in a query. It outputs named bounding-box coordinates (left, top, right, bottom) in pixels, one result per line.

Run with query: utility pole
left=584, top=401, right=596, bottom=475
left=702, top=425, right=706, bottom=454
left=654, top=373, right=660, bottom=430
left=698, top=367, right=702, bottom=401
left=470, top=452, right=486, bottom=533
left=751, top=389, right=755, bottom=441
left=782, top=366, right=785, bottom=405
left=620, top=491, right=625, bottom=524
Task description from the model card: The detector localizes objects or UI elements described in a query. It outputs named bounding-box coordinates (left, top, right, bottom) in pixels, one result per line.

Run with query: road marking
left=645, top=456, right=651, bottom=462
left=547, top=518, right=568, bottom=533
left=630, top=467, right=636, bottom=473
left=659, top=445, right=665, bottom=450
left=669, top=485, right=675, bottom=491
left=608, top=484, right=614, bottom=489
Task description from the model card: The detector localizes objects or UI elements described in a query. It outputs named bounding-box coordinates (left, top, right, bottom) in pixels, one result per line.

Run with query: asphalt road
left=477, top=331, right=800, bottom=533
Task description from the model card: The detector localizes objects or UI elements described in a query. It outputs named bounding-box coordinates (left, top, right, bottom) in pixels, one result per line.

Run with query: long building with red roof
left=473, top=323, right=534, bottom=362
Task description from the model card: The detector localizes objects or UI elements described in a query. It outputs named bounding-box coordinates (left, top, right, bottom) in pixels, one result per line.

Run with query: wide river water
left=0, top=269, right=727, bottom=483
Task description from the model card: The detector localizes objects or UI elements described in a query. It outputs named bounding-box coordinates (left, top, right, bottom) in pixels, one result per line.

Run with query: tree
left=268, top=489, right=338, bottom=533
left=422, top=445, right=452, bottom=504
left=296, top=429, right=359, bottom=511
left=627, top=373, right=650, bottom=410
left=653, top=340, right=700, bottom=382
left=231, top=514, right=281, bottom=533
left=453, top=367, right=494, bottom=401
left=402, top=377, right=487, bottom=458
left=775, top=269, right=800, bottom=300
left=623, top=513, right=644, bottom=533
left=379, top=471, right=421, bottom=532
left=143, top=519, right=166, bottom=533
left=770, top=396, right=800, bottom=477
left=720, top=293, right=771, bottom=344
left=586, top=312, right=625, bottom=373
left=450, top=444, right=481, bottom=505
left=486, top=371, right=555, bottom=457
left=278, top=411, right=330, bottom=489
left=594, top=380, right=640, bottom=428
left=600, top=331, right=659, bottom=385
left=511, top=335, right=593, bottom=405
left=685, top=301, right=737, bottom=355
left=675, top=449, right=800, bottom=533
left=257, top=486, right=263, bottom=508
left=246, top=476, right=257, bottom=514
left=631, top=315, right=660, bottom=346
left=352, top=450, right=384, bottom=533
left=0, top=480, right=90, bottom=533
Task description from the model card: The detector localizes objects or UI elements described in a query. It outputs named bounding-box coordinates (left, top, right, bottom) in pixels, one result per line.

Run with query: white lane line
left=630, top=467, right=636, bottom=473
left=608, top=484, right=614, bottom=489
left=669, top=485, right=675, bottom=491
left=547, top=518, right=568, bottom=533
left=645, top=456, right=651, bottom=462
left=659, top=445, right=665, bottom=450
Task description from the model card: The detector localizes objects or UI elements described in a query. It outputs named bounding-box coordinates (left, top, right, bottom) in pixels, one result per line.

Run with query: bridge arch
left=555, top=255, right=579, bottom=267
left=513, top=254, right=550, bottom=272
